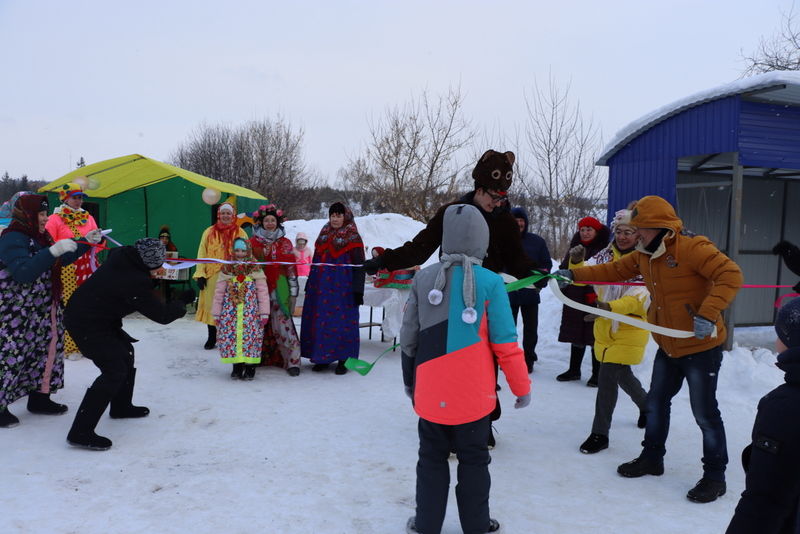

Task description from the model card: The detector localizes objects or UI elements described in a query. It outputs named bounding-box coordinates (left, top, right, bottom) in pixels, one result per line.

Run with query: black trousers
left=415, top=415, right=491, bottom=534
left=68, top=328, right=134, bottom=400
left=510, top=301, right=539, bottom=368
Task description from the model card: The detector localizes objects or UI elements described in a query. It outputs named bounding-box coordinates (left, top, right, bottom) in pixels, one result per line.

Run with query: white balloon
left=202, top=188, right=221, bottom=205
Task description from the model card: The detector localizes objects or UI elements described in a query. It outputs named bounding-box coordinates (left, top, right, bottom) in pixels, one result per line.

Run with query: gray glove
left=84, top=229, right=103, bottom=244
left=569, top=244, right=586, bottom=264
left=404, top=385, right=413, bottom=400
left=514, top=393, right=531, bottom=409
left=49, top=239, right=78, bottom=257
left=693, top=315, right=715, bottom=339
left=553, top=269, right=573, bottom=288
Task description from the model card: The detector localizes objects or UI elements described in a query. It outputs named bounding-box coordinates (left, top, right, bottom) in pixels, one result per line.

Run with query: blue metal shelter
left=598, top=72, right=800, bottom=327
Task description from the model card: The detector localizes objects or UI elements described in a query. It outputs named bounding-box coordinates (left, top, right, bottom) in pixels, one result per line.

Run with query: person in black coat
left=509, top=207, right=551, bottom=373
left=556, top=216, right=611, bottom=386
left=64, top=238, right=194, bottom=451
left=726, top=297, right=800, bottom=534
left=773, top=240, right=800, bottom=292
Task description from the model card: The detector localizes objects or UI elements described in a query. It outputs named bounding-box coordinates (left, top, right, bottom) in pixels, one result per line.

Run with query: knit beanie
left=578, top=216, right=603, bottom=231
left=135, top=237, right=166, bottom=269
left=776, top=297, right=800, bottom=349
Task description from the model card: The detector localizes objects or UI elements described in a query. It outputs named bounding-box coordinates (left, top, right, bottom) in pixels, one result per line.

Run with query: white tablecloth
left=362, top=285, right=410, bottom=339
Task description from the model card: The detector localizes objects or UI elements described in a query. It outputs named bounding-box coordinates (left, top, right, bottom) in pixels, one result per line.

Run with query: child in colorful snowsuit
left=401, top=203, right=531, bottom=534
left=212, top=238, right=270, bottom=380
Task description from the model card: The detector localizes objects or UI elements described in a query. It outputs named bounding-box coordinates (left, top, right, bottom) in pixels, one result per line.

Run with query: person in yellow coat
left=575, top=205, right=650, bottom=455
left=193, top=201, right=247, bottom=349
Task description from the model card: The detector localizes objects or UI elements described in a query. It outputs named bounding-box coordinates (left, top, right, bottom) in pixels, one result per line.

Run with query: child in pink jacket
left=212, top=238, right=270, bottom=380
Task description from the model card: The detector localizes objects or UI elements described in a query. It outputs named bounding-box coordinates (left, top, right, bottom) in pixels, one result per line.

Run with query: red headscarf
left=314, top=203, right=364, bottom=258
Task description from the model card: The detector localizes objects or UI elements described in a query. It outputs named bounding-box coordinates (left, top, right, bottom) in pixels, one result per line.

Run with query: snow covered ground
left=0, top=214, right=787, bottom=533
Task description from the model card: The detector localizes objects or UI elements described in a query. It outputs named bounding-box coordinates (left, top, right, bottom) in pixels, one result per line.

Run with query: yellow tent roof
left=38, top=154, right=266, bottom=200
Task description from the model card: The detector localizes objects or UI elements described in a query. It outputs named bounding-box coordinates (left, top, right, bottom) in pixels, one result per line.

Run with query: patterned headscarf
left=314, top=202, right=363, bottom=258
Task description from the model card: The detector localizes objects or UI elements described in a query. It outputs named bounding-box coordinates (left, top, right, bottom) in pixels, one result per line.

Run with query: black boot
left=0, top=407, right=20, bottom=428
left=230, top=363, right=245, bottom=379
left=686, top=478, right=726, bottom=503
left=67, top=387, right=112, bottom=451
left=334, top=360, right=348, bottom=375
left=204, top=325, right=217, bottom=350
left=579, top=433, right=609, bottom=454
left=109, top=368, right=149, bottom=419
left=27, top=391, right=68, bottom=415
left=557, top=345, right=584, bottom=382
left=243, top=364, right=256, bottom=380
left=617, top=455, right=664, bottom=477
left=587, top=356, right=600, bottom=387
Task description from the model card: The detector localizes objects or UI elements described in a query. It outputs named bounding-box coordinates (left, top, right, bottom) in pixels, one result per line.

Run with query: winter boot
left=243, top=364, right=256, bottom=380
left=67, top=387, right=113, bottom=451
left=27, top=391, right=68, bottom=415
left=407, top=515, right=499, bottom=533
left=109, top=368, right=150, bottom=419
left=586, top=356, right=600, bottom=387
left=637, top=410, right=648, bottom=429
left=579, top=433, right=609, bottom=454
left=287, top=367, right=300, bottom=377
left=204, top=325, right=217, bottom=350
left=230, top=363, right=245, bottom=379
left=334, top=360, right=348, bottom=375
left=312, top=363, right=330, bottom=372
left=617, top=455, right=664, bottom=477
left=556, top=345, right=584, bottom=382
left=686, top=478, right=726, bottom=503
left=0, top=407, right=20, bottom=428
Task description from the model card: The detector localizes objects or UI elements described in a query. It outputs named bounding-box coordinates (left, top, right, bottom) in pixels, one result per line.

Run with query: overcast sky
left=0, top=0, right=793, bottom=184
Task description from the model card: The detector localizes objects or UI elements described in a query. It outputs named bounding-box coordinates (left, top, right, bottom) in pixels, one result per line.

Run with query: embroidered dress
left=194, top=223, right=248, bottom=325
left=45, top=205, right=99, bottom=354
left=300, top=208, right=366, bottom=364
left=251, top=229, right=301, bottom=370
left=215, top=272, right=266, bottom=364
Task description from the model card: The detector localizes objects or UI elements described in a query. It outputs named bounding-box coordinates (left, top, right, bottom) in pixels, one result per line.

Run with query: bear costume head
left=472, top=149, right=515, bottom=192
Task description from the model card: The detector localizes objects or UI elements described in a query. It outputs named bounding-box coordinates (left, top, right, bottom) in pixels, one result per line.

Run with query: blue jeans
left=641, top=346, right=727, bottom=481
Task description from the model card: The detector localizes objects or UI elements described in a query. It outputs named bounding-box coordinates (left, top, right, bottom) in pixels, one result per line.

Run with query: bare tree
left=742, top=7, right=800, bottom=75
left=340, top=87, right=474, bottom=221
left=515, top=76, right=607, bottom=259
left=171, top=117, right=321, bottom=217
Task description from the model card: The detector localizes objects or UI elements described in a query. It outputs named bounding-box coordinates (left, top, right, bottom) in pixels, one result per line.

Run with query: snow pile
left=0, top=214, right=788, bottom=534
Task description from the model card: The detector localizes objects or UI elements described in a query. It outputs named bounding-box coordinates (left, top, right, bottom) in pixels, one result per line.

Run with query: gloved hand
left=583, top=314, right=598, bottom=322
left=196, top=277, right=207, bottom=290
left=553, top=269, right=573, bottom=288
left=514, top=393, right=531, bottom=409
left=353, top=292, right=364, bottom=306
left=179, top=288, right=196, bottom=305
left=404, top=385, right=413, bottom=400
left=49, top=239, right=78, bottom=257
left=362, top=257, right=384, bottom=276
left=596, top=301, right=611, bottom=312
left=693, top=315, right=715, bottom=339
left=569, top=244, right=586, bottom=264
left=84, top=229, right=103, bottom=244
left=260, top=314, right=270, bottom=326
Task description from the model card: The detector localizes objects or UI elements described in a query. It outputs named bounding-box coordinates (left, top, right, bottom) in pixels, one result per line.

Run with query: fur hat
left=58, top=182, right=87, bottom=202
left=134, top=237, right=166, bottom=269
left=472, top=150, right=515, bottom=192
left=776, top=297, right=800, bottom=349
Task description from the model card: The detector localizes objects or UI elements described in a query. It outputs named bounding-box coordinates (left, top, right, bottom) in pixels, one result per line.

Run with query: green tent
left=38, top=154, right=266, bottom=261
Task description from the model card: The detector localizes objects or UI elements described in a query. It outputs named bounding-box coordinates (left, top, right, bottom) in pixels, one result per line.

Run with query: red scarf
left=314, top=206, right=364, bottom=259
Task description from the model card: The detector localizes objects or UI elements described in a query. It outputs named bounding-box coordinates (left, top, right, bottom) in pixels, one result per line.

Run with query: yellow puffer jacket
left=579, top=244, right=650, bottom=365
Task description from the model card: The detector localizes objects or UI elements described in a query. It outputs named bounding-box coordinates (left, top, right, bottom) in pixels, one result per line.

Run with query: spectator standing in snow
left=64, top=238, right=194, bottom=450
left=556, top=195, right=743, bottom=503
left=249, top=204, right=302, bottom=377
left=301, top=202, right=365, bottom=375
left=401, top=203, right=531, bottom=534
left=726, top=297, right=800, bottom=533
left=292, top=232, right=312, bottom=316
left=211, top=237, right=270, bottom=380
left=509, top=206, right=551, bottom=373
left=555, top=216, right=610, bottom=386
left=193, top=201, right=248, bottom=350
left=0, top=192, right=98, bottom=428
left=45, top=182, right=102, bottom=359
left=363, top=149, right=539, bottom=447
left=576, top=206, right=649, bottom=455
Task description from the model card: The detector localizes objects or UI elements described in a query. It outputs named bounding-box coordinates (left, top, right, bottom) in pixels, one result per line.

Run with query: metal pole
left=724, top=152, right=743, bottom=351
